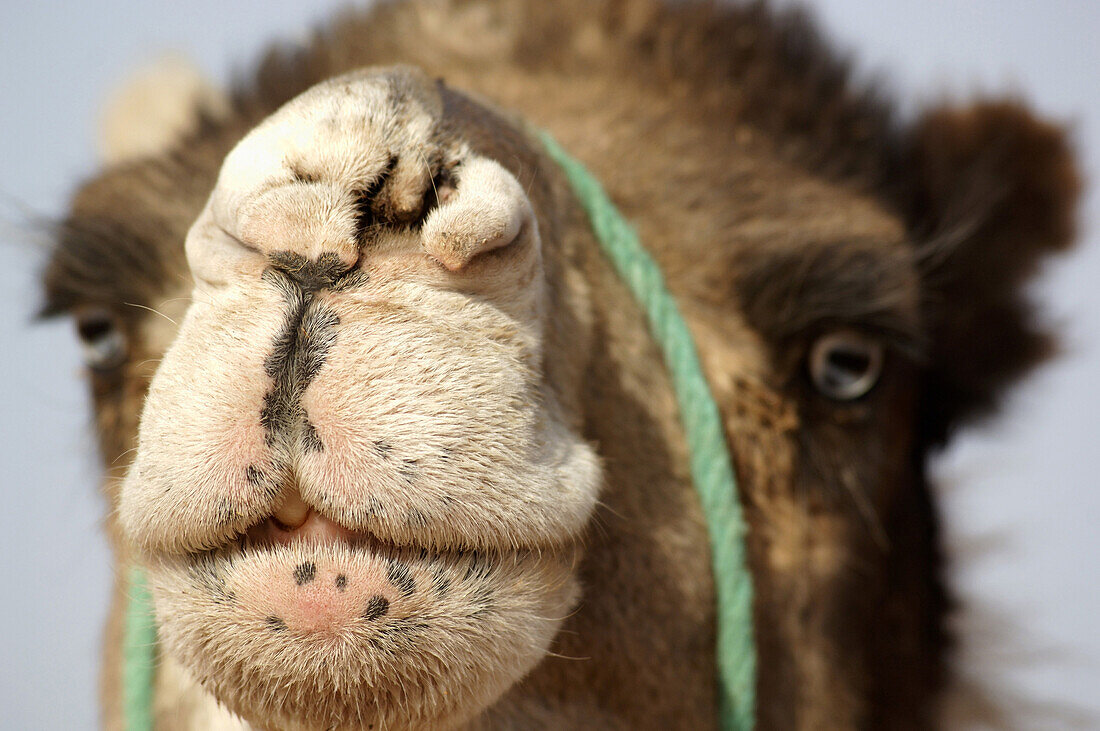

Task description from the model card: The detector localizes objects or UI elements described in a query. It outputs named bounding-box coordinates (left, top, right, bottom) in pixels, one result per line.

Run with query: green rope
left=540, top=130, right=757, bottom=731
left=123, top=567, right=156, bottom=731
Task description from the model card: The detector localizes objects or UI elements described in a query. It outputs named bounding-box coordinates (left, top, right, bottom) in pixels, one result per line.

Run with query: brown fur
left=42, top=1, right=1080, bottom=728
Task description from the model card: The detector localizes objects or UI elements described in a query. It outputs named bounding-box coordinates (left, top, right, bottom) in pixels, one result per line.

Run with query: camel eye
left=808, top=330, right=883, bottom=400
left=75, top=309, right=128, bottom=372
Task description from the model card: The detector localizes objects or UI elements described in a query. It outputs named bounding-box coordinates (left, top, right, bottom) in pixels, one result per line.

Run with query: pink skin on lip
left=239, top=510, right=396, bottom=635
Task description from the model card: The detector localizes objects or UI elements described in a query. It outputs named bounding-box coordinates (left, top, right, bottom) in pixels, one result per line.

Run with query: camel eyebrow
left=734, top=240, right=923, bottom=355
left=39, top=216, right=167, bottom=319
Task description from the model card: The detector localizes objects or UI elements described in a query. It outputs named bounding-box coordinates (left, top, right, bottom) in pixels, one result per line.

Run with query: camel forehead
left=741, top=170, right=905, bottom=243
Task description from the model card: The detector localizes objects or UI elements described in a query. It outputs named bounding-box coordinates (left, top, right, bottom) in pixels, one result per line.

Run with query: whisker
left=414, top=146, right=439, bottom=204
left=111, top=447, right=139, bottom=465
left=124, top=301, right=178, bottom=325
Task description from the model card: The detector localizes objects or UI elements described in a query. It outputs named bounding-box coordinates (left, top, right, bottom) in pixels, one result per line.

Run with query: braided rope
left=123, top=567, right=156, bottom=731
left=540, top=130, right=757, bottom=731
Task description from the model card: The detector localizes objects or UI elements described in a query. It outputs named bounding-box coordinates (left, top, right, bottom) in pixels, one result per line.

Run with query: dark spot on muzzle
left=362, top=595, right=390, bottom=621
left=294, top=562, right=317, bottom=585
left=387, top=560, right=416, bottom=597
left=265, top=615, right=287, bottom=632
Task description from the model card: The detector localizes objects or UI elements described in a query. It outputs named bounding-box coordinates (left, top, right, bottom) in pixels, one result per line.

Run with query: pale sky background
left=1, top=1, right=1097, bottom=728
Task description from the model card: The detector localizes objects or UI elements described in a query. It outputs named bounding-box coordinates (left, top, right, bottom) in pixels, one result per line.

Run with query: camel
left=42, top=1, right=1080, bottom=728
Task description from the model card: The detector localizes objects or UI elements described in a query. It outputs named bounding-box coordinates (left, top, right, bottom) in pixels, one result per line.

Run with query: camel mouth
left=238, top=512, right=439, bottom=559
left=248, top=488, right=364, bottom=548
left=211, top=486, right=501, bottom=566
left=156, top=490, right=571, bottom=660
left=246, top=513, right=377, bottom=550
left=216, top=484, right=422, bottom=559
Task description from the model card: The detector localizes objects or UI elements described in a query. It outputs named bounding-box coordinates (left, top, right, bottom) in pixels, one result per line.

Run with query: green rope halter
left=122, top=134, right=757, bottom=731
left=539, top=131, right=756, bottom=730
left=123, top=567, right=156, bottom=730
